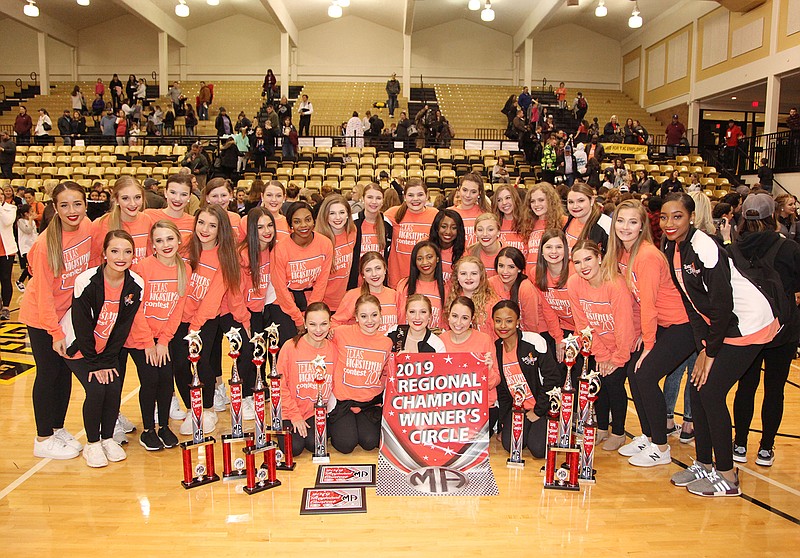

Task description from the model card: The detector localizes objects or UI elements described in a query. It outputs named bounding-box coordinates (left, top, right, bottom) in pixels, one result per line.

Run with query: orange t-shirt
left=502, top=347, right=536, bottom=411
left=324, top=230, right=357, bottom=311
left=144, top=208, right=195, bottom=243
left=272, top=233, right=333, bottom=326
left=525, top=219, right=547, bottom=278
left=19, top=218, right=93, bottom=340
left=489, top=275, right=540, bottom=333
left=331, top=324, right=392, bottom=402
left=385, top=206, right=438, bottom=287
left=454, top=205, right=483, bottom=247
left=499, top=218, right=527, bottom=252
left=239, top=247, right=274, bottom=314
left=127, top=255, right=190, bottom=348
left=91, top=212, right=154, bottom=267
left=278, top=337, right=337, bottom=422
left=359, top=220, right=383, bottom=257
left=181, top=246, right=245, bottom=331
left=332, top=287, right=398, bottom=334
left=396, top=277, right=445, bottom=330
left=238, top=212, right=290, bottom=244
left=476, top=246, right=502, bottom=278
left=440, top=246, right=455, bottom=284
left=537, top=271, right=575, bottom=337
left=439, top=329, right=500, bottom=406
left=564, top=218, right=584, bottom=253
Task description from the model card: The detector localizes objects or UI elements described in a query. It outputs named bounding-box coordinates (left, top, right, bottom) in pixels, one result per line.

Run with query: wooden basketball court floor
left=0, top=308, right=798, bottom=556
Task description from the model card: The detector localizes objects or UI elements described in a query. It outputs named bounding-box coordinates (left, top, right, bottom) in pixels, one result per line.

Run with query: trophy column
left=579, top=375, right=602, bottom=484
left=558, top=334, right=581, bottom=449
left=312, top=355, right=330, bottom=464
left=179, top=330, right=221, bottom=489
left=263, top=323, right=295, bottom=471
left=576, top=327, right=594, bottom=435
left=506, top=386, right=526, bottom=468
left=221, top=328, right=254, bottom=481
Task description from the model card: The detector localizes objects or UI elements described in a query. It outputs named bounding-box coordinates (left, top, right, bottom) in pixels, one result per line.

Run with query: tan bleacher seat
left=56, top=168, right=73, bottom=180
left=407, top=168, right=423, bottom=179
left=714, top=189, right=728, bottom=198
left=26, top=178, right=43, bottom=192
left=391, top=168, right=406, bottom=179
left=42, top=179, right=59, bottom=194
left=76, top=179, right=92, bottom=191
left=321, top=180, right=338, bottom=192
left=704, top=167, right=718, bottom=178
left=104, top=167, right=121, bottom=180
left=326, top=168, right=342, bottom=180
left=41, top=166, right=58, bottom=179
left=72, top=167, right=88, bottom=179
left=11, top=178, right=26, bottom=189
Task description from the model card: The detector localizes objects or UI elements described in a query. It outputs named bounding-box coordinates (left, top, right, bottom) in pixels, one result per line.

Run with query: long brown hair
left=601, top=199, right=657, bottom=288
left=522, top=182, right=565, bottom=239
left=358, top=251, right=387, bottom=296
left=315, top=194, right=356, bottom=242
left=393, top=177, right=427, bottom=223
left=202, top=177, right=233, bottom=205
left=362, top=183, right=387, bottom=253
left=568, top=182, right=602, bottom=243
left=46, top=181, right=86, bottom=277
left=534, top=228, right=570, bottom=291
left=186, top=204, right=240, bottom=291
left=103, top=175, right=147, bottom=231
left=492, top=184, right=525, bottom=237
left=458, top=172, right=490, bottom=212
left=237, top=207, right=276, bottom=296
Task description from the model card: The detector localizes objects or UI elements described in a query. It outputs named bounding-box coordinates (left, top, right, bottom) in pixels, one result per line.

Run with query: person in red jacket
left=723, top=119, right=745, bottom=173
left=14, top=105, right=33, bottom=145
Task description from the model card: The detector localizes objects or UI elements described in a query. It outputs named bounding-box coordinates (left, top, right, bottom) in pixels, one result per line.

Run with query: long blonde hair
left=46, top=181, right=86, bottom=277
left=492, top=184, right=525, bottom=237
left=314, top=194, right=356, bottom=242
left=103, top=176, right=147, bottom=231
left=689, top=191, right=716, bottom=236
left=150, top=220, right=188, bottom=296
left=469, top=212, right=501, bottom=257
left=601, top=199, right=657, bottom=288
left=522, top=182, right=565, bottom=239
left=445, top=256, right=497, bottom=329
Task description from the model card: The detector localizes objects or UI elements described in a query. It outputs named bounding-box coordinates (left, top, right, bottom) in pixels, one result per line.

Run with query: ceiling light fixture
left=731, top=96, right=737, bottom=100
left=628, top=1, right=642, bottom=29
left=468, top=0, right=481, bottom=10
left=175, top=0, right=189, bottom=18
left=595, top=0, right=607, bottom=18
left=77, top=0, right=90, bottom=6
left=207, top=0, right=219, bottom=6
left=328, top=1, right=342, bottom=18
left=481, top=1, right=495, bottom=22
left=23, top=0, right=39, bottom=17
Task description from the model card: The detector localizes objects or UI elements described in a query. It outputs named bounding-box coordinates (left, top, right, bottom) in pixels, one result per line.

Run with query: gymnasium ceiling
left=0, top=0, right=701, bottom=41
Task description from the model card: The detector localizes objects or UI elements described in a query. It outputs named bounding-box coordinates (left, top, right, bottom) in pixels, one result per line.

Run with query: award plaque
left=266, top=323, right=283, bottom=432
left=506, top=385, right=526, bottom=468
left=179, top=330, right=220, bottom=489
left=221, top=328, right=253, bottom=480
left=312, top=355, right=330, bottom=464
left=576, top=327, right=594, bottom=435
left=558, top=334, right=580, bottom=448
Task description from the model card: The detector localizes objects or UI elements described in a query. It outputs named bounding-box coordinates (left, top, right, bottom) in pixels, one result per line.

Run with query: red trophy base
left=243, top=444, right=282, bottom=495
left=221, top=432, right=254, bottom=481
left=543, top=446, right=580, bottom=491
left=180, top=437, right=220, bottom=489
left=265, top=429, right=296, bottom=471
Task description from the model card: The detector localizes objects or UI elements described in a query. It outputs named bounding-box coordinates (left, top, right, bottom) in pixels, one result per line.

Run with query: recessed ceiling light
left=731, top=96, right=737, bottom=100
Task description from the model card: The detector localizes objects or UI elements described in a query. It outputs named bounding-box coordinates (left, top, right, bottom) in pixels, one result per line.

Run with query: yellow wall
left=696, top=1, right=773, bottom=81
left=622, top=48, right=641, bottom=103
left=777, top=0, right=800, bottom=52
left=643, top=24, right=692, bottom=107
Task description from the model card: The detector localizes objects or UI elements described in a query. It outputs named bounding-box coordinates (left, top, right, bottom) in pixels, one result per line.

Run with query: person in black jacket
left=62, top=230, right=144, bottom=468
left=214, top=107, right=233, bottom=137
left=494, top=300, right=561, bottom=459
left=387, top=295, right=445, bottom=353
left=731, top=194, right=800, bottom=467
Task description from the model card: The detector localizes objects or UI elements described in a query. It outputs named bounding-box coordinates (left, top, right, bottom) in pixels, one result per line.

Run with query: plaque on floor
left=300, top=487, right=367, bottom=515
left=314, top=464, right=376, bottom=488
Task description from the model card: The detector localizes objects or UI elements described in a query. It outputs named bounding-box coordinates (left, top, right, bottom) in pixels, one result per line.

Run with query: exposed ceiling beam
left=111, top=0, right=187, bottom=45
left=260, top=0, right=299, bottom=45
left=0, top=0, right=78, bottom=46
left=404, top=0, right=415, bottom=35
left=512, top=0, right=562, bottom=52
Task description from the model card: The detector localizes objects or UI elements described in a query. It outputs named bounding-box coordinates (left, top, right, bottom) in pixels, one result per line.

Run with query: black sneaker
left=755, top=448, right=775, bottom=467
left=139, top=429, right=165, bottom=451
left=679, top=426, right=695, bottom=444
left=157, top=426, right=179, bottom=449
left=666, top=424, right=681, bottom=437
left=732, top=443, right=747, bottom=463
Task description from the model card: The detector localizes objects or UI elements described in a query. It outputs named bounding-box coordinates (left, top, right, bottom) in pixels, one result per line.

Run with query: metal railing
left=737, top=130, right=800, bottom=175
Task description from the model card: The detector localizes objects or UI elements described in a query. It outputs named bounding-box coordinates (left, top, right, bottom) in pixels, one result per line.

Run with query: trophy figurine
left=576, top=327, right=594, bottom=435
left=579, top=374, right=602, bottom=484
left=179, top=330, right=220, bottom=489
left=221, top=327, right=254, bottom=480
left=262, top=323, right=295, bottom=471
left=312, top=355, right=331, bottom=464
left=506, top=384, right=527, bottom=469
left=558, top=334, right=581, bottom=448
left=243, top=332, right=281, bottom=494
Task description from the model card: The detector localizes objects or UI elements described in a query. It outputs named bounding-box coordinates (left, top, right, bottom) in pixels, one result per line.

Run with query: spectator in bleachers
left=143, top=178, right=166, bottom=209
left=57, top=110, right=73, bottom=146
left=712, top=202, right=736, bottom=243
left=492, top=158, right=510, bottom=185
left=94, top=78, right=105, bottom=100
left=511, top=109, right=527, bottom=141
left=163, top=108, right=175, bottom=136
left=235, top=127, right=250, bottom=173
left=540, top=135, right=558, bottom=184
left=724, top=119, right=745, bottom=173
left=70, top=110, right=86, bottom=144
left=215, top=107, right=233, bottom=137
left=182, top=142, right=210, bottom=189
left=169, top=81, right=183, bottom=114
left=297, top=94, right=313, bottom=136
left=659, top=170, right=684, bottom=198
left=134, top=79, right=147, bottom=103
left=612, top=157, right=628, bottom=188
left=386, top=73, right=401, bottom=118
left=149, top=105, right=163, bottom=134
left=756, top=158, right=774, bottom=193
left=234, top=111, right=251, bottom=133
left=131, top=100, right=143, bottom=124
left=603, top=115, right=622, bottom=143
left=277, top=96, right=291, bottom=124
left=264, top=120, right=278, bottom=157
left=198, top=81, right=212, bottom=121
left=432, top=111, right=450, bottom=148
left=110, top=74, right=123, bottom=111
left=555, top=82, right=567, bottom=109
left=414, top=105, right=429, bottom=149
left=633, top=170, right=656, bottom=195
left=665, top=114, right=686, bottom=157
left=282, top=116, right=298, bottom=159
left=34, top=109, right=53, bottom=146
left=263, top=104, right=279, bottom=131
left=128, top=121, right=141, bottom=146
left=91, top=95, right=104, bottom=121
left=184, top=104, right=198, bottom=136
left=0, top=131, right=14, bottom=179
left=572, top=92, right=588, bottom=122
left=251, top=127, right=269, bottom=174
left=775, top=195, right=798, bottom=241
left=518, top=86, right=532, bottom=120
left=125, top=74, right=137, bottom=104
left=586, top=134, right=605, bottom=163
left=574, top=119, right=589, bottom=144
left=395, top=111, right=410, bottom=141
left=70, top=86, right=86, bottom=114
left=623, top=118, right=637, bottom=144
left=686, top=172, right=702, bottom=192
left=346, top=111, right=364, bottom=148
left=556, top=144, right=580, bottom=187
left=145, top=120, right=159, bottom=137
left=115, top=109, right=128, bottom=146
left=216, top=135, right=239, bottom=180
left=529, top=98, right=540, bottom=126
left=541, top=114, right=554, bottom=136
left=632, top=119, right=649, bottom=145
left=262, top=69, right=277, bottom=104
left=14, top=106, right=33, bottom=145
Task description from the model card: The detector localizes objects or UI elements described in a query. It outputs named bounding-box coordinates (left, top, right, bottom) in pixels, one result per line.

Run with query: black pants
left=18, top=253, right=31, bottom=283
left=171, top=318, right=221, bottom=409
left=595, top=363, right=629, bottom=436
left=219, top=310, right=265, bottom=397
left=0, top=255, right=15, bottom=307
left=0, top=162, right=12, bottom=179
left=276, top=417, right=316, bottom=457
left=691, top=343, right=762, bottom=471
left=29, top=327, right=73, bottom=437
left=129, top=347, right=173, bottom=430
left=299, top=115, right=311, bottom=137
left=266, top=300, right=301, bottom=348
left=733, top=339, right=796, bottom=451
left=65, top=358, right=123, bottom=443
left=328, top=401, right=382, bottom=454
left=501, top=411, right=548, bottom=458
left=627, top=323, right=695, bottom=445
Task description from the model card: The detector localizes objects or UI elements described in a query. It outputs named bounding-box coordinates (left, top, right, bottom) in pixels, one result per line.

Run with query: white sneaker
left=113, top=419, right=129, bottom=444
left=101, top=438, right=127, bottom=462
left=203, top=410, right=217, bottom=434
left=179, top=414, right=194, bottom=435
left=83, top=442, right=108, bottom=468
left=618, top=434, right=650, bottom=457
left=170, top=396, right=187, bottom=420
left=242, top=396, right=255, bottom=421
left=117, top=413, right=136, bottom=433
left=53, top=428, right=83, bottom=452
left=33, top=436, right=79, bottom=460
left=213, top=384, right=228, bottom=411
left=628, top=442, right=671, bottom=467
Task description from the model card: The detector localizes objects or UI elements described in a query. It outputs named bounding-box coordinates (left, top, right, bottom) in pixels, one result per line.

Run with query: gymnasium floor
left=1, top=299, right=798, bottom=556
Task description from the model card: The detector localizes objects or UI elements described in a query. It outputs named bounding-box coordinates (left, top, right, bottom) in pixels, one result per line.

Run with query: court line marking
left=735, top=464, right=800, bottom=498
left=0, top=386, right=140, bottom=502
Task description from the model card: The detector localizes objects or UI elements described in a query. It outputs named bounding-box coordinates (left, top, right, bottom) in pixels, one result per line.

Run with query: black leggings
left=328, top=401, right=382, bottom=454
left=627, top=323, right=695, bottom=445
left=691, top=343, right=762, bottom=471
left=65, top=358, right=123, bottom=443
left=171, top=318, right=221, bottom=409
left=29, top=327, right=73, bottom=437
left=595, top=362, right=629, bottom=436
left=0, top=255, right=15, bottom=307
left=129, top=348, right=174, bottom=430
left=733, top=339, right=796, bottom=451
left=264, top=302, right=296, bottom=348
left=219, top=310, right=265, bottom=397
left=18, top=253, right=31, bottom=283
left=276, top=417, right=316, bottom=457
left=501, top=411, right=548, bottom=458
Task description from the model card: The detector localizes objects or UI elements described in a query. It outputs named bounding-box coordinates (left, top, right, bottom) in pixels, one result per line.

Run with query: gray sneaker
left=670, top=461, right=712, bottom=487
left=686, top=469, right=741, bottom=497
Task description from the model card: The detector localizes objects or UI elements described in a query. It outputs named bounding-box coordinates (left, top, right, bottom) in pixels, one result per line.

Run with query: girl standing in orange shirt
left=332, top=251, right=397, bottom=333
left=315, top=194, right=357, bottom=312
left=489, top=246, right=545, bottom=334
left=144, top=174, right=194, bottom=241
left=395, top=241, right=447, bottom=330
left=91, top=176, right=153, bottom=267
left=533, top=229, right=574, bottom=352
left=522, top=182, right=566, bottom=276
left=385, top=178, right=438, bottom=287
left=493, top=185, right=527, bottom=252
left=429, top=209, right=465, bottom=283
left=453, top=172, right=490, bottom=247
left=203, top=178, right=242, bottom=229
left=445, top=256, right=499, bottom=339
left=238, top=180, right=290, bottom=243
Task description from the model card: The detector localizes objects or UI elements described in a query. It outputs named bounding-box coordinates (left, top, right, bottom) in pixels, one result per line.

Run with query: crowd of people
left=15, top=166, right=798, bottom=501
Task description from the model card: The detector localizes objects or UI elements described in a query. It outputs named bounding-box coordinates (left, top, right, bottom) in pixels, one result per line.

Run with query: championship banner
left=377, top=353, right=499, bottom=496
left=601, top=142, right=648, bottom=156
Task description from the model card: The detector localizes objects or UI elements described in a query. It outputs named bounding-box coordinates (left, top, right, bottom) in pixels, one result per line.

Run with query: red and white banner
left=376, top=353, right=498, bottom=496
